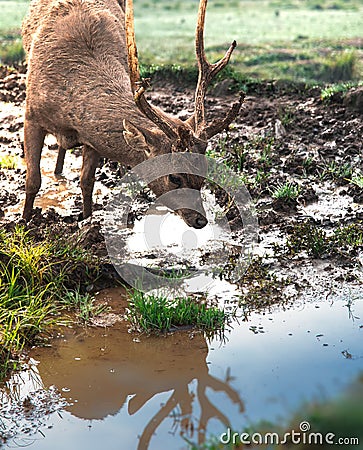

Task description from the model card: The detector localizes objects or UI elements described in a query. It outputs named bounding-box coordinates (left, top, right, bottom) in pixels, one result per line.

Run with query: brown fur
left=22, top=0, right=209, bottom=227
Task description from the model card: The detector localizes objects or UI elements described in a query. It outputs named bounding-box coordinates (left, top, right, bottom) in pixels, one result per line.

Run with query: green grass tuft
left=126, top=289, right=226, bottom=334
left=321, top=160, right=352, bottom=183
left=0, top=154, right=17, bottom=169
left=0, top=225, right=100, bottom=378
left=61, top=290, right=109, bottom=323
left=350, top=175, right=363, bottom=188
left=271, top=181, right=300, bottom=200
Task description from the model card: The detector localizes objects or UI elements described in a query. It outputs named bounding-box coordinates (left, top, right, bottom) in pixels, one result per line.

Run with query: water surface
left=1, top=289, right=362, bottom=450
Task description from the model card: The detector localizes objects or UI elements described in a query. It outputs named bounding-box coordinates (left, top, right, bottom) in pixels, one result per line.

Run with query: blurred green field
left=0, top=1, right=28, bottom=32
left=133, top=2, right=363, bottom=53
left=0, top=0, right=362, bottom=83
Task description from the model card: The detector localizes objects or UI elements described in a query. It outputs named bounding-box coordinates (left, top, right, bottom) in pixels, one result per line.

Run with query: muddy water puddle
left=105, top=199, right=250, bottom=296
left=1, top=289, right=362, bottom=450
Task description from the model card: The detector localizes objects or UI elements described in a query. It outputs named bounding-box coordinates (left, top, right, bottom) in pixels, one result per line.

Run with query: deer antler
left=192, top=0, right=244, bottom=139
left=125, top=0, right=243, bottom=146
left=204, top=92, right=245, bottom=139
left=125, top=0, right=178, bottom=140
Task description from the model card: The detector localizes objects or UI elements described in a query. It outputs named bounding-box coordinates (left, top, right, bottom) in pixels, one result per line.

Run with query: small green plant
left=278, top=105, right=295, bottom=127
left=246, top=135, right=275, bottom=168
left=206, top=159, right=248, bottom=192
left=254, top=169, right=270, bottom=187
left=321, top=160, right=352, bottom=182
left=0, top=154, right=17, bottom=169
left=320, top=81, right=360, bottom=101
left=350, top=175, right=363, bottom=188
left=301, top=156, right=317, bottom=176
left=333, top=223, right=363, bottom=248
left=207, top=136, right=248, bottom=175
left=259, top=143, right=273, bottom=167
left=302, top=157, right=314, bottom=170
left=125, top=289, right=226, bottom=334
left=206, top=135, right=229, bottom=162
left=270, top=181, right=300, bottom=201
left=286, top=222, right=329, bottom=258
left=61, top=290, right=109, bottom=322
left=230, top=144, right=248, bottom=172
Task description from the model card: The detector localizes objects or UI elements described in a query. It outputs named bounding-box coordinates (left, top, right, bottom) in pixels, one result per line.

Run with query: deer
left=21, top=0, right=244, bottom=229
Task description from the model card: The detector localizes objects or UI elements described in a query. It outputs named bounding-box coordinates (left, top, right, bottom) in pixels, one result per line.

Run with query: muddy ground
left=0, top=65, right=363, bottom=309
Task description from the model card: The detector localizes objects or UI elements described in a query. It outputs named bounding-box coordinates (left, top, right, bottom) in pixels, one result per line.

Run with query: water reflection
left=2, top=294, right=362, bottom=449
left=30, top=325, right=243, bottom=449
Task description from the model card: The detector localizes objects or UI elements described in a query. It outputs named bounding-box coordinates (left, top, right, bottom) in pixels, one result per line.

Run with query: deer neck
left=75, top=69, right=159, bottom=167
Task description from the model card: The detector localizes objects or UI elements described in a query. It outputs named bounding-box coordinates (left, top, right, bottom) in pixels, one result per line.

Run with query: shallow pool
left=1, top=288, right=362, bottom=450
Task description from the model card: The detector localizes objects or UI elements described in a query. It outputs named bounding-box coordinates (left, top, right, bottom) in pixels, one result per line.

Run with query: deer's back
left=21, top=0, right=135, bottom=151
left=22, top=0, right=127, bottom=62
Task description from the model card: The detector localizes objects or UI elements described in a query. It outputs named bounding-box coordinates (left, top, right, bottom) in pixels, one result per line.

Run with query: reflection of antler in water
left=197, top=372, right=244, bottom=445
left=31, top=316, right=245, bottom=449
left=135, top=370, right=244, bottom=450
left=137, top=390, right=182, bottom=450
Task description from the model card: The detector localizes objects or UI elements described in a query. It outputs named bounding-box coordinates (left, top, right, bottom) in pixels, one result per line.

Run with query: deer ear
left=123, top=119, right=151, bottom=157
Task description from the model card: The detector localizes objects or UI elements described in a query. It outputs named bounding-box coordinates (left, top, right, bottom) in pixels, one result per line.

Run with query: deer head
left=124, top=0, right=244, bottom=229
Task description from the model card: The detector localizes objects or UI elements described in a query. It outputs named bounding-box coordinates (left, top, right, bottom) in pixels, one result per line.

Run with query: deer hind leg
left=54, top=146, right=66, bottom=175
left=80, top=145, right=99, bottom=220
left=23, top=119, right=46, bottom=221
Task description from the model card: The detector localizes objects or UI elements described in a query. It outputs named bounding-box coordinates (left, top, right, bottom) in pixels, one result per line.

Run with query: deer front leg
left=23, top=119, right=46, bottom=221
left=54, top=146, right=66, bottom=175
left=80, top=145, right=99, bottom=220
